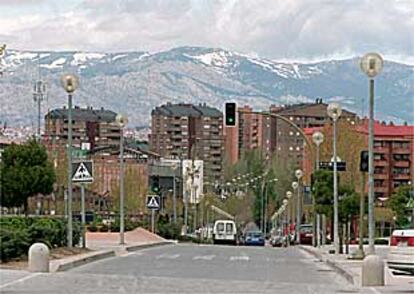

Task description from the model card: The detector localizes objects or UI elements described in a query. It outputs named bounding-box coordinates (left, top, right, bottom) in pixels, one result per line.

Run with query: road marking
left=230, top=256, right=249, bottom=261
left=156, top=254, right=180, bottom=259
left=0, top=273, right=40, bottom=289
left=193, top=255, right=216, bottom=260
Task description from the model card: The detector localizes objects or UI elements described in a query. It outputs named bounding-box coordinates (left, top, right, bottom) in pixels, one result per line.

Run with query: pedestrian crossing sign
left=72, top=161, right=94, bottom=183
left=146, top=195, right=160, bottom=210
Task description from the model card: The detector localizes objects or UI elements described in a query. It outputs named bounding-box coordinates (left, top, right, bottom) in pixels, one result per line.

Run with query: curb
left=125, top=241, right=174, bottom=252
left=53, top=241, right=174, bottom=272
left=54, top=249, right=115, bottom=272
left=299, top=246, right=356, bottom=285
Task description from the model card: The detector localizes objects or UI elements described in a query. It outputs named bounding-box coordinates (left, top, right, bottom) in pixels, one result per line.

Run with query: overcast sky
left=1, top=0, right=413, bottom=62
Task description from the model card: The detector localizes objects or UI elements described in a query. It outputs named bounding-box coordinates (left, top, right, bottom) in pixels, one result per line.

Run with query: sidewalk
left=50, top=228, right=173, bottom=272
left=299, top=244, right=413, bottom=292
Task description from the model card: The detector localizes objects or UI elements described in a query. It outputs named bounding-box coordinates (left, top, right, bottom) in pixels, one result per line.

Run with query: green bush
left=0, top=217, right=81, bottom=262
left=158, top=222, right=181, bottom=240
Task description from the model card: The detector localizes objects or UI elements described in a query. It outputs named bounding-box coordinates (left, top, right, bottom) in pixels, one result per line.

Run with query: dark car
left=244, top=231, right=265, bottom=246
left=299, top=224, right=313, bottom=245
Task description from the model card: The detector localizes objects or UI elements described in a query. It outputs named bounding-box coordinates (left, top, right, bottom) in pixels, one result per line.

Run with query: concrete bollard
left=361, top=254, right=384, bottom=287
left=28, top=243, right=50, bottom=272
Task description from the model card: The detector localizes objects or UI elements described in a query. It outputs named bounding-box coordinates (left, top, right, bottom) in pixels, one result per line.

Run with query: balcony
left=393, top=160, right=410, bottom=168
left=374, top=173, right=388, bottom=180
left=374, top=146, right=388, bottom=153
left=392, top=173, right=411, bottom=180
left=374, top=160, right=388, bottom=167
left=392, top=148, right=411, bottom=154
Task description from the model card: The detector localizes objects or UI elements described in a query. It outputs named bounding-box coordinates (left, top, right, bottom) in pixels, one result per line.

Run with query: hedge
left=0, top=217, right=81, bottom=262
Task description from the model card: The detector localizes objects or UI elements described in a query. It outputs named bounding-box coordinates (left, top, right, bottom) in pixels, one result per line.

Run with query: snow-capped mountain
left=0, top=46, right=413, bottom=127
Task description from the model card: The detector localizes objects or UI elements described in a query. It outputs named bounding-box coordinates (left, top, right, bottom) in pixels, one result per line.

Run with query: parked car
left=387, top=229, right=414, bottom=275
left=244, top=231, right=265, bottom=246
left=299, top=224, right=313, bottom=245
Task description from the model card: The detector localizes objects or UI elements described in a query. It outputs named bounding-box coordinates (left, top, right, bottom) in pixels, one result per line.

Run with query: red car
left=299, top=224, right=313, bottom=245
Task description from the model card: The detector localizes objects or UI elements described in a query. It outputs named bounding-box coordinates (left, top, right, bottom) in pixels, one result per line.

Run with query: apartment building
left=357, top=121, right=414, bottom=199
left=149, top=103, right=224, bottom=181
left=224, top=99, right=357, bottom=166
left=44, top=106, right=120, bottom=151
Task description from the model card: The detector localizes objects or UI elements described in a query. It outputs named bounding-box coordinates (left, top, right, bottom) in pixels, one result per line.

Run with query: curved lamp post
left=360, top=52, right=383, bottom=255
left=116, top=114, right=128, bottom=245
left=60, top=73, right=79, bottom=248
left=327, top=102, right=342, bottom=254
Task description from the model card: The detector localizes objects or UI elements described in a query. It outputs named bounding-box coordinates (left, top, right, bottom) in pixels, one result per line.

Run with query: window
left=393, top=154, right=409, bottom=161
left=217, top=223, right=224, bottom=232
left=393, top=167, right=410, bottom=175
left=226, top=223, right=233, bottom=233
left=374, top=167, right=384, bottom=174
left=393, top=141, right=409, bottom=149
left=374, top=153, right=385, bottom=161
left=374, top=141, right=384, bottom=148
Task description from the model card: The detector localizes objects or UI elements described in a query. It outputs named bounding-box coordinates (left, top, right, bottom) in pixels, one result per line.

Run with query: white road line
left=230, top=256, right=250, bottom=261
left=155, top=254, right=180, bottom=259
left=0, top=273, right=41, bottom=289
left=193, top=255, right=216, bottom=261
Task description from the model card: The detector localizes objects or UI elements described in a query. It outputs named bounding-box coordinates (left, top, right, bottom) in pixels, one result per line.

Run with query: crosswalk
left=150, top=253, right=265, bottom=262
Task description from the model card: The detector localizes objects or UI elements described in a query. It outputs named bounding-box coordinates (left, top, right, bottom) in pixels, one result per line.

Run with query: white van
left=387, top=229, right=414, bottom=274
left=213, top=220, right=237, bottom=245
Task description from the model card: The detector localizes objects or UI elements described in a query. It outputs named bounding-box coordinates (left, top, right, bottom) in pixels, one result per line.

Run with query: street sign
left=72, top=161, right=93, bottom=183
left=319, top=161, right=346, bottom=171
left=146, top=195, right=160, bottom=210
left=72, top=149, right=88, bottom=159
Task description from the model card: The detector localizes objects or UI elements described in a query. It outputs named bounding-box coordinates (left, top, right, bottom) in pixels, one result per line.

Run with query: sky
left=1, top=0, right=413, bottom=63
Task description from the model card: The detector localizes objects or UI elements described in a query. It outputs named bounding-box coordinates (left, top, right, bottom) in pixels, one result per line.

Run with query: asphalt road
left=0, top=244, right=383, bottom=294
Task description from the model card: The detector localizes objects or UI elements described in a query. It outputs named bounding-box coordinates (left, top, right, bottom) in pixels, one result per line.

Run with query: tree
left=1, top=140, right=56, bottom=213
left=313, top=169, right=334, bottom=216
left=388, top=185, right=412, bottom=228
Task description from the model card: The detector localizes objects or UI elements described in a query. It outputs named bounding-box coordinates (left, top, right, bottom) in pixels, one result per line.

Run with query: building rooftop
left=275, top=99, right=356, bottom=117
left=152, top=103, right=222, bottom=118
left=356, top=121, right=414, bottom=137
left=45, top=107, right=117, bottom=123
left=304, top=121, right=414, bottom=137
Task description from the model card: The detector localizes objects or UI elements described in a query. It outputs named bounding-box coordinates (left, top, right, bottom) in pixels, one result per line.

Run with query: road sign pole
left=80, top=184, right=86, bottom=248
left=151, top=209, right=155, bottom=233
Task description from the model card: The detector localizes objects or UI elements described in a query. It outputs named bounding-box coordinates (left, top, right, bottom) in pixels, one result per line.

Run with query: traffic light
left=150, top=175, right=160, bottom=194
left=225, top=102, right=236, bottom=126
left=360, top=151, right=369, bottom=172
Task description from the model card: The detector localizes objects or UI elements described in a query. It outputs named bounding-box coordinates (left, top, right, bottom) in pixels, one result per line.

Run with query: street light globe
left=283, top=199, right=289, bottom=206
left=286, top=191, right=293, bottom=199
left=360, top=52, right=384, bottom=78
left=60, top=74, right=79, bottom=93
left=295, top=169, right=303, bottom=179
left=291, top=181, right=299, bottom=190
left=327, top=103, right=342, bottom=121
left=116, top=114, right=128, bottom=128
left=312, top=131, right=324, bottom=146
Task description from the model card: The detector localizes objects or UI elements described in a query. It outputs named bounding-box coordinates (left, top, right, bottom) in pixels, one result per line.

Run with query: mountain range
left=0, top=46, right=413, bottom=127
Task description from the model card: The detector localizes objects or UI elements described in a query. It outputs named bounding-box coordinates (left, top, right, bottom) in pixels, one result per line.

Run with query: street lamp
left=295, top=170, right=303, bottom=244
left=312, top=132, right=324, bottom=170
left=116, top=113, right=128, bottom=245
left=60, top=73, right=79, bottom=248
left=327, top=102, right=342, bottom=254
left=360, top=52, right=384, bottom=255
left=312, top=131, right=324, bottom=247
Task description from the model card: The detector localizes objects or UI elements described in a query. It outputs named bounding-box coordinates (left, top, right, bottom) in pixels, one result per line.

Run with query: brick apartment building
left=304, top=121, right=414, bottom=201
left=149, top=103, right=224, bottom=182
left=43, top=106, right=156, bottom=214
left=224, top=99, right=357, bottom=166
left=357, top=121, right=414, bottom=200
left=44, top=106, right=121, bottom=150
